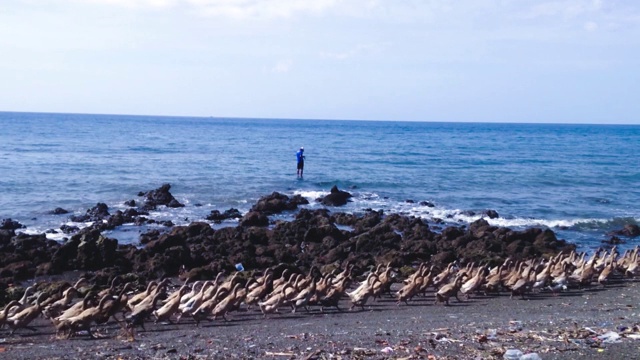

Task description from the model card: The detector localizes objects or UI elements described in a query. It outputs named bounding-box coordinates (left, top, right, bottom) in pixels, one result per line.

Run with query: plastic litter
left=381, top=346, right=394, bottom=354
left=235, top=263, right=245, bottom=271
left=597, top=331, right=621, bottom=343
left=503, top=349, right=523, bottom=360
left=520, top=353, right=542, bottom=360
left=508, top=321, right=523, bottom=332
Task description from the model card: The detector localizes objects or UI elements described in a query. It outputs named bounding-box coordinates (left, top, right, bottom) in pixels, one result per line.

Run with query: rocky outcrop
left=138, top=183, right=184, bottom=210
left=610, top=224, right=640, bottom=238
left=0, top=191, right=576, bottom=288
left=251, top=192, right=309, bottom=215
left=317, top=186, right=352, bottom=206
left=1, top=218, right=25, bottom=230
left=49, top=207, right=70, bottom=215
left=0, top=232, right=60, bottom=283
left=69, top=202, right=110, bottom=223
left=483, top=209, right=500, bottom=219
left=206, top=208, right=242, bottom=223
left=240, top=211, right=269, bottom=227
left=50, top=227, right=120, bottom=272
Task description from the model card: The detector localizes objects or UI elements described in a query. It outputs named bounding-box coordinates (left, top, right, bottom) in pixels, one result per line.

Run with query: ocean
left=1, top=112, right=639, bottom=251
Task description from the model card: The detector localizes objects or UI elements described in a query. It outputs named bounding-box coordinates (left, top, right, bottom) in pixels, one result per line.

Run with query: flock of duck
left=1, top=246, right=638, bottom=339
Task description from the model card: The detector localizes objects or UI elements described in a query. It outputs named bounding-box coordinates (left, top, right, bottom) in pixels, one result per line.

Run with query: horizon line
left=1, top=110, right=637, bottom=126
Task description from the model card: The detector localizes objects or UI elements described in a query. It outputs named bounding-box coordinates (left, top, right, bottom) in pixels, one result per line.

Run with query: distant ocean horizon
left=1, top=111, right=639, bottom=252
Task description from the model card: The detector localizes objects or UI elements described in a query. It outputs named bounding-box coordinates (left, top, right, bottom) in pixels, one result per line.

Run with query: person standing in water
left=296, top=147, right=305, bottom=177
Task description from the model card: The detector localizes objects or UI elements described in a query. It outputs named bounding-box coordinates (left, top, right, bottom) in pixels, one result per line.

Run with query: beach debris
left=520, top=353, right=542, bottom=360
left=503, top=348, right=523, bottom=359
left=508, top=321, right=523, bottom=333
left=265, top=351, right=296, bottom=357
left=597, top=331, right=621, bottom=344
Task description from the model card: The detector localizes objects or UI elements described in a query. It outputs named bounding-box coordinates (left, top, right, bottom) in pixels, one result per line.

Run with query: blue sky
left=1, top=0, right=638, bottom=123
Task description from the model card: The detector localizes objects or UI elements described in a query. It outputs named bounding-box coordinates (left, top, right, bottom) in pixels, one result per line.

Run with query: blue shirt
left=296, top=150, right=305, bottom=163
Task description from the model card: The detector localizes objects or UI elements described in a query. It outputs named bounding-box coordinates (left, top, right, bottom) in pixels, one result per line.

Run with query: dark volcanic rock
left=0, top=190, right=578, bottom=285
left=483, top=209, right=500, bottom=219
left=1, top=218, right=25, bottom=230
left=603, top=235, right=625, bottom=245
left=0, top=232, right=61, bottom=282
left=60, top=224, right=80, bottom=234
left=139, top=183, right=185, bottom=210
left=420, top=201, right=435, bottom=207
left=206, top=208, right=243, bottom=223
left=50, top=227, right=119, bottom=272
left=69, top=203, right=110, bottom=223
left=317, top=186, right=352, bottom=206
left=610, top=224, right=640, bottom=238
left=49, top=207, right=70, bottom=215
left=251, top=192, right=307, bottom=215
left=240, top=211, right=269, bottom=227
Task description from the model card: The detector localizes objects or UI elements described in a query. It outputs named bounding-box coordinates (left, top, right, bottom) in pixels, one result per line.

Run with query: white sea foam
left=346, top=193, right=620, bottom=233
left=294, top=190, right=328, bottom=201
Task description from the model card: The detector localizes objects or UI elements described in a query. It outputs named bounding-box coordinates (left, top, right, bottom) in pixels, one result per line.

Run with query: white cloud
left=271, top=59, right=293, bottom=73
left=70, top=0, right=342, bottom=19
left=523, top=0, right=603, bottom=19
left=188, top=0, right=340, bottom=19
left=320, top=43, right=386, bottom=60
left=584, top=21, right=598, bottom=32
left=82, top=0, right=178, bottom=8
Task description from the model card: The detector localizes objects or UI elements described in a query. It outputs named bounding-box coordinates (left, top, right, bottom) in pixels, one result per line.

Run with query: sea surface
left=1, top=112, right=639, bottom=251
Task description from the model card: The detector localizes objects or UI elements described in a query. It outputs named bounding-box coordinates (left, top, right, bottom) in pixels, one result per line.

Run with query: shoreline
left=2, top=186, right=640, bottom=359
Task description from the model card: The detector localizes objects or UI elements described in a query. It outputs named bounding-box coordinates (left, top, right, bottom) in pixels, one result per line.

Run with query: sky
left=0, top=0, right=639, bottom=124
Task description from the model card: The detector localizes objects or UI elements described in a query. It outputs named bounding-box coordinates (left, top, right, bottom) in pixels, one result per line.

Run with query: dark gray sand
left=2, top=280, right=640, bottom=359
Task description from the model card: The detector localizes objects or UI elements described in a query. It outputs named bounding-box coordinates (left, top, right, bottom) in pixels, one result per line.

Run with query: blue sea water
left=1, top=112, right=639, bottom=251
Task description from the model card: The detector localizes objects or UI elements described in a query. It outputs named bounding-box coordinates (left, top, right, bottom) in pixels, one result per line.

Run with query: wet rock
left=318, top=186, right=352, bottom=206
left=206, top=208, right=243, bottom=223
left=603, top=236, right=625, bottom=245
left=240, top=211, right=269, bottom=227
left=49, top=207, right=70, bottom=215
left=290, top=194, right=310, bottom=207
left=610, top=224, right=640, bottom=238
left=140, top=229, right=163, bottom=245
left=1, top=218, right=25, bottom=230
left=139, top=183, right=184, bottom=210
left=60, top=224, right=80, bottom=234
left=0, top=192, right=579, bottom=285
left=0, top=229, right=14, bottom=245
left=69, top=202, right=110, bottom=222
left=124, top=199, right=136, bottom=207
left=483, top=209, right=500, bottom=219
left=251, top=192, right=306, bottom=215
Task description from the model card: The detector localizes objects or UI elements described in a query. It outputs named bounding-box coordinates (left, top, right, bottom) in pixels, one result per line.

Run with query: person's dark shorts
left=297, top=161, right=304, bottom=170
